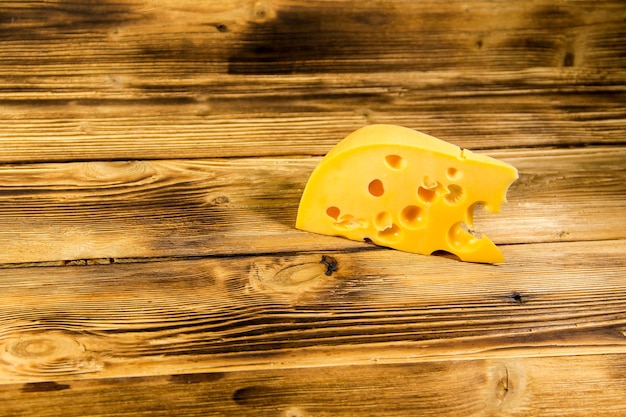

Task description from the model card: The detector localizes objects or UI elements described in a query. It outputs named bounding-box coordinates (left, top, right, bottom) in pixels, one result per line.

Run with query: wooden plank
left=1, top=354, right=626, bottom=416
left=0, top=239, right=624, bottom=383
left=1, top=69, right=625, bottom=162
left=1, top=2, right=624, bottom=415
left=0, top=147, right=624, bottom=265
left=2, top=0, right=625, bottom=77
left=0, top=0, right=624, bottom=161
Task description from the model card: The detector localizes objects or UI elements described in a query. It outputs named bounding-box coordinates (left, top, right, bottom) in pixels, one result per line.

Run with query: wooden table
left=1, top=1, right=625, bottom=415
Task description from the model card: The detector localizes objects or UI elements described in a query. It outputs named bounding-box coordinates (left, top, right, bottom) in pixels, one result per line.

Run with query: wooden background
left=1, top=0, right=625, bottom=415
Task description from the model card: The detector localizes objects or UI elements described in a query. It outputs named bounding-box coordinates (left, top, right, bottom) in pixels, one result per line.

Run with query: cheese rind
left=296, top=124, right=518, bottom=263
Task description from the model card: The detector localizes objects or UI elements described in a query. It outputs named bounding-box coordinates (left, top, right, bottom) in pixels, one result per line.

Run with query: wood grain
left=0, top=147, right=623, bottom=265
left=1, top=69, right=625, bottom=162
left=0, top=0, right=624, bottom=162
left=1, top=0, right=625, bottom=415
left=1, top=239, right=624, bottom=383
left=1, top=354, right=626, bottom=416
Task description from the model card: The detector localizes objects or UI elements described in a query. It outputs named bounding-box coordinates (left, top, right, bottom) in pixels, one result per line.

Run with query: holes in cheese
left=368, top=179, right=385, bottom=197
left=400, top=205, right=424, bottom=229
left=445, top=184, right=464, bottom=204
left=334, top=214, right=367, bottom=231
left=296, top=124, right=518, bottom=263
left=326, top=206, right=340, bottom=220
left=384, top=154, right=406, bottom=170
left=448, top=222, right=481, bottom=249
left=377, top=223, right=402, bottom=243
left=417, top=185, right=437, bottom=203
left=374, top=211, right=393, bottom=231
left=447, top=167, right=462, bottom=181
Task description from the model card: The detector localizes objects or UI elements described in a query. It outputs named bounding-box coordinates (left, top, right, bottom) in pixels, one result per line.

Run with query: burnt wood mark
left=228, top=6, right=397, bottom=74
left=169, top=372, right=225, bottom=384
left=21, top=381, right=71, bottom=393
left=320, top=255, right=338, bottom=276
left=0, top=0, right=142, bottom=40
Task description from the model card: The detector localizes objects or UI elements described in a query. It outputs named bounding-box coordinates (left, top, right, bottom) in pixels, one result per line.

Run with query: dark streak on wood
left=226, top=2, right=626, bottom=74
left=21, top=381, right=71, bottom=393
left=169, top=372, right=226, bottom=384
left=232, top=385, right=285, bottom=408
left=0, top=0, right=142, bottom=41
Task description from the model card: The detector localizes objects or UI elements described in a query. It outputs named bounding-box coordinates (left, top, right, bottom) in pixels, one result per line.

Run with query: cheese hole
left=336, top=221, right=357, bottom=230
left=418, top=186, right=436, bottom=203
left=335, top=215, right=367, bottom=230
left=377, top=223, right=402, bottom=243
left=384, top=154, right=406, bottom=170
left=374, top=211, right=393, bottom=231
left=448, top=222, right=481, bottom=249
left=444, top=184, right=464, bottom=204
left=400, top=205, right=424, bottom=229
left=447, top=167, right=462, bottom=180
left=326, top=206, right=340, bottom=220
left=368, top=179, right=384, bottom=197
left=422, top=176, right=438, bottom=189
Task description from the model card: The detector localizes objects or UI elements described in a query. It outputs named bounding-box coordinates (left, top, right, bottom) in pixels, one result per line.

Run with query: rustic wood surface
left=1, top=0, right=625, bottom=415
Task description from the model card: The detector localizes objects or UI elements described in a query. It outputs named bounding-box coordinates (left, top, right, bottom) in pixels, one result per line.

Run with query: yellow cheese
left=296, top=124, right=518, bottom=263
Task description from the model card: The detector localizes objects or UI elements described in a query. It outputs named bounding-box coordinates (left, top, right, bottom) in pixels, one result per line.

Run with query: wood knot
left=508, top=291, right=526, bottom=305
left=249, top=1, right=276, bottom=23
left=204, top=194, right=230, bottom=207
left=496, top=372, right=509, bottom=400
left=211, top=195, right=230, bottom=205
left=214, top=23, right=229, bottom=32
left=320, top=255, right=338, bottom=276
left=488, top=360, right=526, bottom=411
left=249, top=255, right=338, bottom=301
left=10, top=337, right=61, bottom=358
left=264, top=262, right=326, bottom=291
left=0, top=332, right=102, bottom=377
left=563, top=51, right=575, bottom=67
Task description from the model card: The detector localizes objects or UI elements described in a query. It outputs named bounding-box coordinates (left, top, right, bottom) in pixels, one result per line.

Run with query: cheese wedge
left=296, top=124, right=518, bottom=263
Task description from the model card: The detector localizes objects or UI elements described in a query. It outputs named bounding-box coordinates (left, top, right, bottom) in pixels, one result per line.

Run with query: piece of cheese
left=296, top=124, right=518, bottom=263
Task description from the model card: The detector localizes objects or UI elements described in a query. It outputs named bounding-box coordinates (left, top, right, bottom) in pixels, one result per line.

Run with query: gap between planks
left=0, top=238, right=619, bottom=270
